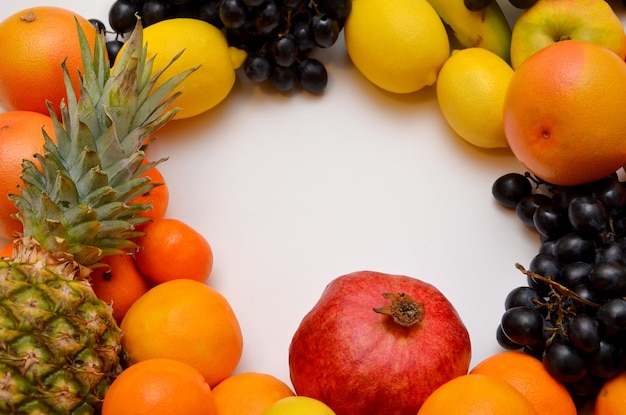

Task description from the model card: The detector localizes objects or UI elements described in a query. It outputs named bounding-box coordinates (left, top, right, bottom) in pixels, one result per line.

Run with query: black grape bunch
left=492, top=171, right=626, bottom=409
left=105, top=0, right=352, bottom=93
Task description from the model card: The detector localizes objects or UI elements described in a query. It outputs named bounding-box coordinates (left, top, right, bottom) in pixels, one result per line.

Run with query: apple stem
left=373, top=292, right=424, bottom=327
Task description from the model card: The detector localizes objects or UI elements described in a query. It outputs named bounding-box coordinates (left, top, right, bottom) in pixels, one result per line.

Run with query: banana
left=426, top=0, right=512, bottom=62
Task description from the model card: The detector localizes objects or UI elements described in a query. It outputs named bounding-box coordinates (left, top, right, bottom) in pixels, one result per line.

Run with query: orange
left=470, top=351, right=577, bottom=415
left=417, top=374, right=537, bottom=415
left=0, top=111, right=55, bottom=239
left=120, top=279, right=243, bottom=387
left=90, top=254, right=152, bottom=324
left=594, top=371, right=626, bottom=415
left=212, top=372, right=295, bottom=415
left=131, top=162, right=169, bottom=228
left=0, top=241, right=12, bottom=258
left=503, top=40, right=626, bottom=186
left=102, top=358, right=216, bottom=415
left=134, top=218, right=213, bottom=284
left=0, top=7, right=97, bottom=117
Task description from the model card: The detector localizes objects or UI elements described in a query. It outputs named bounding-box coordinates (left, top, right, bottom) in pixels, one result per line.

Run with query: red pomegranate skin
left=288, top=270, right=471, bottom=415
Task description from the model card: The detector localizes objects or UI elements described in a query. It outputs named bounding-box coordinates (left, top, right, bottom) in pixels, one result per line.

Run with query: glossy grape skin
left=106, top=40, right=125, bottom=66
left=219, top=0, right=248, bottom=29
left=560, top=261, right=592, bottom=289
left=109, top=0, right=141, bottom=33
left=501, top=306, right=545, bottom=347
left=298, top=59, right=328, bottom=94
left=504, top=286, right=542, bottom=310
left=291, top=15, right=315, bottom=54
left=464, top=0, right=492, bottom=10
left=243, top=53, right=272, bottom=82
left=596, top=298, right=626, bottom=337
left=255, top=1, right=280, bottom=35
left=271, top=34, right=298, bottom=67
left=568, top=314, right=600, bottom=353
left=319, top=0, right=352, bottom=20
left=492, top=172, right=533, bottom=209
left=89, top=18, right=107, bottom=33
left=516, top=194, right=552, bottom=227
left=589, top=341, right=623, bottom=379
left=142, top=0, right=173, bottom=26
left=568, top=196, right=609, bottom=237
left=596, top=242, right=626, bottom=266
left=534, top=203, right=570, bottom=239
left=553, top=232, right=596, bottom=264
left=589, top=262, right=626, bottom=297
left=197, top=0, right=223, bottom=27
left=270, top=64, right=296, bottom=92
left=496, top=324, right=522, bottom=350
left=592, top=176, right=626, bottom=216
left=311, top=15, right=340, bottom=48
left=543, top=342, right=588, bottom=383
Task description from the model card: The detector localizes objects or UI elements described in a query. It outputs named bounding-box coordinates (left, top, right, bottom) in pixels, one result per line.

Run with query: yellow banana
left=426, top=0, right=512, bottom=62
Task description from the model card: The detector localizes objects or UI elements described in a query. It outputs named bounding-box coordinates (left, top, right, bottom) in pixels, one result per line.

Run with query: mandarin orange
left=594, top=371, right=626, bottom=415
left=212, top=372, right=295, bottom=415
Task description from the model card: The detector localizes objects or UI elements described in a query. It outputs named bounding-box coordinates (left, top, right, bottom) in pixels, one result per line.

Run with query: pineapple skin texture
left=0, top=239, right=124, bottom=414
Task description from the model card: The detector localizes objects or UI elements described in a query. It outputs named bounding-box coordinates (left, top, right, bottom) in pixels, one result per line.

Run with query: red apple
left=288, top=270, right=471, bottom=415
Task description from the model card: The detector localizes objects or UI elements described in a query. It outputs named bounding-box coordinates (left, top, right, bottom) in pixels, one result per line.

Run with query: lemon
left=344, top=0, right=450, bottom=94
left=261, top=396, right=336, bottom=415
left=138, top=19, right=246, bottom=119
left=436, top=47, right=514, bottom=148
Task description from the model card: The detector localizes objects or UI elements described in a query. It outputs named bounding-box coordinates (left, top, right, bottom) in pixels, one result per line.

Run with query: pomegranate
left=288, top=270, right=471, bottom=415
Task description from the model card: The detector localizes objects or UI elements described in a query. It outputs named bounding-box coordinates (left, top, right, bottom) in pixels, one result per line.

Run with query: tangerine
left=120, top=279, right=244, bottom=387
left=417, top=374, right=537, bottom=415
left=90, top=254, right=152, bottom=324
left=0, top=7, right=96, bottom=117
left=469, top=351, right=577, bottom=415
left=503, top=40, right=626, bottom=186
left=101, top=358, right=216, bottom=415
left=131, top=162, right=169, bottom=228
left=134, top=218, right=213, bottom=283
left=0, top=240, right=12, bottom=258
left=594, top=371, right=626, bottom=415
left=212, top=372, right=295, bottom=415
left=0, top=111, right=55, bottom=239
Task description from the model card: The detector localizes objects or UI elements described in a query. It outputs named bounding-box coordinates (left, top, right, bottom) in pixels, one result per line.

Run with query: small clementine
left=121, top=279, right=243, bottom=387
left=212, top=372, right=295, bottom=415
left=469, top=351, right=577, bottom=415
left=594, top=371, right=626, bottom=415
left=102, top=358, right=216, bottom=415
left=0, top=240, right=12, bottom=258
left=130, top=162, right=169, bottom=228
left=503, top=40, right=626, bottom=186
left=0, top=7, right=96, bottom=117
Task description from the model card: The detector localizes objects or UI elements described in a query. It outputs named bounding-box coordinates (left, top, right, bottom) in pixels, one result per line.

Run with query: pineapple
left=0, top=19, right=194, bottom=414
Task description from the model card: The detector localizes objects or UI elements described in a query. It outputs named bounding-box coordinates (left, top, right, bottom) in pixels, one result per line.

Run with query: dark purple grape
left=596, top=298, right=626, bottom=337
left=568, top=314, right=600, bottom=353
left=197, top=0, right=223, bottom=27
left=568, top=196, right=609, bottom=237
left=528, top=253, right=561, bottom=295
left=561, top=261, right=592, bottom=289
left=504, top=286, right=542, bottom=310
left=492, top=173, right=533, bottom=209
left=319, top=0, right=352, bottom=20
left=516, top=193, right=552, bottom=228
left=297, top=58, right=327, bottom=93
left=106, top=40, right=125, bottom=67
left=553, top=232, right=595, bottom=264
left=589, top=341, right=623, bottom=378
left=589, top=262, right=626, bottom=297
left=291, top=14, right=315, bottom=54
left=592, top=176, right=626, bottom=216
left=543, top=342, right=588, bottom=383
left=109, top=0, right=141, bottom=33
left=219, top=0, right=248, bottom=29
left=496, top=324, right=522, bottom=350
left=508, top=0, right=539, bottom=8
left=142, top=0, right=173, bottom=26
left=271, top=34, right=298, bottom=67
left=572, top=284, right=604, bottom=313
left=501, top=306, right=545, bottom=347
left=89, top=18, right=107, bottom=33
left=255, top=1, right=280, bottom=34
left=464, top=0, right=493, bottom=11
left=596, top=242, right=626, bottom=266
left=534, top=203, right=570, bottom=239
left=311, top=15, right=340, bottom=48
left=270, top=64, right=296, bottom=92
left=243, top=53, right=272, bottom=82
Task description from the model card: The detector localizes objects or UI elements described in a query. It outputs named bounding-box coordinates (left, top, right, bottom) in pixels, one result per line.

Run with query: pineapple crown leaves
left=11, top=18, right=197, bottom=266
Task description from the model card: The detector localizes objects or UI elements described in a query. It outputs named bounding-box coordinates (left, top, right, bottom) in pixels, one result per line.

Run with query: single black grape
left=568, top=314, right=600, bottom=353
left=543, top=342, right=588, bottom=383
left=89, top=18, right=107, bottom=33
left=504, top=286, right=542, bottom=310
left=501, top=306, right=545, bottom=347
left=109, top=0, right=141, bottom=33
left=142, top=0, right=173, bottom=26
left=528, top=253, right=562, bottom=295
left=596, top=298, right=626, bottom=337
left=271, top=34, right=298, bottom=67
left=492, top=172, right=533, bottom=209
left=534, top=203, right=570, bottom=239
left=106, top=40, right=125, bottom=67
left=464, top=0, right=493, bottom=11
left=589, top=262, right=626, bottom=297
left=516, top=194, right=552, bottom=228
left=297, top=58, right=328, bottom=93
left=270, top=64, right=296, bottom=92
left=553, top=232, right=596, bottom=264
left=561, top=261, right=592, bottom=289
left=589, top=341, right=623, bottom=379
left=496, top=324, right=522, bottom=350
left=291, top=14, right=315, bottom=54
left=219, top=0, right=248, bottom=29
left=243, top=53, right=272, bottom=82
left=318, top=0, right=352, bottom=20
left=568, top=196, right=609, bottom=238
left=197, top=0, right=223, bottom=27
left=255, top=1, right=280, bottom=35
left=592, top=176, right=626, bottom=216
left=311, top=15, right=340, bottom=48
left=596, top=242, right=626, bottom=266
left=572, top=284, right=604, bottom=314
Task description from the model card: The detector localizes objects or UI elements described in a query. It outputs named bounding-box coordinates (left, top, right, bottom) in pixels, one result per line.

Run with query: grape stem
left=515, top=263, right=601, bottom=308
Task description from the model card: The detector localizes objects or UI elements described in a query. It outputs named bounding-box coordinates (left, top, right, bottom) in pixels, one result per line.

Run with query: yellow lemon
left=260, top=396, right=336, bottom=415
left=135, top=18, right=246, bottom=119
left=344, top=0, right=449, bottom=94
left=436, top=47, right=514, bottom=148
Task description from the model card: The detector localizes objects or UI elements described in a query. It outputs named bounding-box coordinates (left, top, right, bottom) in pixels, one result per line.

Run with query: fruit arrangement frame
left=1, top=0, right=625, bottom=414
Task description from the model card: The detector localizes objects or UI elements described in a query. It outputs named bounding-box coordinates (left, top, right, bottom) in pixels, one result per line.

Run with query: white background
left=1, top=1, right=624, bottom=412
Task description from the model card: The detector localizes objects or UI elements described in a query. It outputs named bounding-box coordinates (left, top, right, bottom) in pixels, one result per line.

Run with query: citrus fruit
left=90, top=254, right=152, bottom=324
left=124, top=18, right=246, bottom=119
left=130, top=161, right=169, bottom=228
left=436, top=47, right=514, bottom=149
left=417, top=374, right=537, bottom=415
left=0, top=7, right=96, bottom=117
left=0, top=111, right=55, bottom=239
left=594, top=371, right=626, bottom=415
left=503, top=40, right=626, bottom=186
left=343, top=0, right=450, bottom=93
left=120, top=279, right=243, bottom=387
left=469, top=351, right=577, bottom=415
left=212, top=372, right=295, bottom=415
left=0, top=241, right=12, bottom=258
left=134, top=218, right=213, bottom=283
left=102, top=358, right=216, bottom=415
left=261, top=396, right=336, bottom=415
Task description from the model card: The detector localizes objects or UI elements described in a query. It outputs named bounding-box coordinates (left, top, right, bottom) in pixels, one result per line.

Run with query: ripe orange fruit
left=594, top=371, right=626, bottom=415
left=131, top=161, right=169, bottom=228
left=469, top=351, right=577, bottom=415
left=503, top=40, right=626, bottom=186
left=212, top=372, right=295, bottom=415
left=417, top=374, right=537, bottom=415
left=102, top=358, right=216, bottom=415
left=120, top=279, right=244, bottom=387
left=90, top=254, right=152, bottom=324
left=134, top=218, right=213, bottom=283
left=0, top=241, right=12, bottom=258
left=0, top=111, right=55, bottom=239
left=0, top=7, right=96, bottom=117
